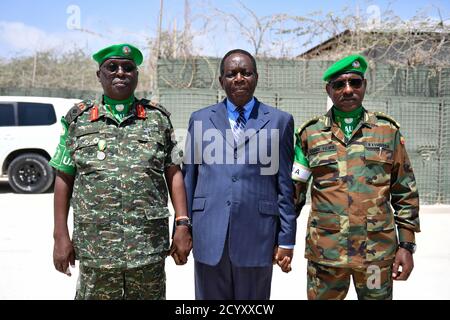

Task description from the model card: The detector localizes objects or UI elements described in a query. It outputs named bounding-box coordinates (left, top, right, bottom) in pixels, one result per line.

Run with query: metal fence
left=158, top=86, right=449, bottom=204
left=158, top=58, right=450, bottom=97
left=1, top=57, right=449, bottom=203
left=156, top=58, right=450, bottom=204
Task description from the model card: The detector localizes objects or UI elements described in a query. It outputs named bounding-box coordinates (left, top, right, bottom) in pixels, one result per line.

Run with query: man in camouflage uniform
left=292, top=54, right=420, bottom=300
left=50, top=44, right=192, bottom=299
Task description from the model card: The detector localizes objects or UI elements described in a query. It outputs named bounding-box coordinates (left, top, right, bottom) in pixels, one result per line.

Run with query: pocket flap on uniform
left=367, top=214, right=395, bottom=231
left=309, top=211, right=340, bottom=230
left=192, top=198, right=206, bottom=211
left=259, top=201, right=280, bottom=216
left=308, top=144, right=338, bottom=168
left=364, top=143, right=394, bottom=164
left=144, top=206, right=171, bottom=220
left=75, top=134, right=101, bottom=149
left=75, top=128, right=100, bottom=137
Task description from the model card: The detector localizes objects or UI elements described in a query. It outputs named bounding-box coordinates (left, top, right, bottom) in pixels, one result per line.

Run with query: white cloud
left=0, top=21, right=152, bottom=58
left=0, top=21, right=62, bottom=54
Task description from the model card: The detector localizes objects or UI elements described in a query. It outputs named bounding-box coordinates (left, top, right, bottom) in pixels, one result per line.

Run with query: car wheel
left=8, top=153, right=54, bottom=193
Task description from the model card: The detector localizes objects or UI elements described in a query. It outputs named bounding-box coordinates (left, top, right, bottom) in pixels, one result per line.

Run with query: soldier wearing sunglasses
left=292, top=54, right=420, bottom=300
left=49, top=44, right=191, bottom=299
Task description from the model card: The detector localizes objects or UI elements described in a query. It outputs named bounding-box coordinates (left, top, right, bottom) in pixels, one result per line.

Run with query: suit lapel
left=236, top=99, right=270, bottom=148
left=209, top=100, right=235, bottom=148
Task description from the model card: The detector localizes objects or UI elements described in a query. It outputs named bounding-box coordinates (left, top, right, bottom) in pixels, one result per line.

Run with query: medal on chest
left=97, top=139, right=107, bottom=160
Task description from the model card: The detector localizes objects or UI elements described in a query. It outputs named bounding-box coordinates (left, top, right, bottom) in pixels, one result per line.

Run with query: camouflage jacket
left=293, top=108, right=420, bottom=268
left=65, top=98, right=182, bottom=269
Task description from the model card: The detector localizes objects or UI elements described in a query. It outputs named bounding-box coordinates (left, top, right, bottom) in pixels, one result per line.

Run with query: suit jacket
left=182, top=98, right=296, bottom=267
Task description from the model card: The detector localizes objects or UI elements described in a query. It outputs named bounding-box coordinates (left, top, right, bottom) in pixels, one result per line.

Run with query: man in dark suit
left=181, top=49, right=297, bottom=300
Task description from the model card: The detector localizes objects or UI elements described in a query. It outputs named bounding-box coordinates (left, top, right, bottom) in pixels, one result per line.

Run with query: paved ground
left=0, top=181, right=449, bottom=300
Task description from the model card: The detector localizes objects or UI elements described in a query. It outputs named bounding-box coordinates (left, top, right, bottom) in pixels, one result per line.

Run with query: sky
left=0, top=0, right=449, bottom=59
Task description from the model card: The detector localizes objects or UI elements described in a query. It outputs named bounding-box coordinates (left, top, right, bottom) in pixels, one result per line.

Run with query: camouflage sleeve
left=390, top=130, right=420, bottom=243
left=292, top=130, right=312, bottom=215
left=292, top=132, right=311, bottom=182
left=163, top=116, right=183, bottom=168
left=48, top=117, right=76, bottom=175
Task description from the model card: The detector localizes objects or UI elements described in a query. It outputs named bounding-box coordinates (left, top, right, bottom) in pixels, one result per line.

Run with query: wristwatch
left=176, top=217, right=192, bottom=230
left=399, top=242, right=416, bottom=254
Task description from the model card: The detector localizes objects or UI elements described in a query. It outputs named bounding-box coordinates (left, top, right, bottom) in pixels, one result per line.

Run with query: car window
left=0, top=103, right=16, bottom=126
left=18, top=102, right=57, bottom=126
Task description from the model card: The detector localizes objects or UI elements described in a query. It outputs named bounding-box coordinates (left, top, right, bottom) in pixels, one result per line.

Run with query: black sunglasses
left=103, top=63, right=137, bottom=73
left=329, top=78, right=364, bottom=90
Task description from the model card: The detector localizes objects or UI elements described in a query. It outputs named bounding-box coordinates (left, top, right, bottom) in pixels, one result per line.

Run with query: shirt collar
left=226, top=97, right=255, bottom=119
left=226, top=97, right=255, bottom=112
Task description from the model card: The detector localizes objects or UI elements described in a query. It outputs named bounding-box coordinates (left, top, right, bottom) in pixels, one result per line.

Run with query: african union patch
left=292, top=162, right=311, bottom=182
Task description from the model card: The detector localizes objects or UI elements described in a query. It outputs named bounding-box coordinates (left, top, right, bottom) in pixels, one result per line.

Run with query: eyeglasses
left=103, top=63, right=137, bottom=73
left=329, top=78, right=364, bottom=90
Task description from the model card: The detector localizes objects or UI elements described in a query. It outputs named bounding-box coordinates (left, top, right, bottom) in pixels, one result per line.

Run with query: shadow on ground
left=0, top=182, right=13, bottom=193
left=0, top=181, right=54, bottom=194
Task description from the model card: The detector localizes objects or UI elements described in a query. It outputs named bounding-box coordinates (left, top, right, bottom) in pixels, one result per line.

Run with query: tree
left=285, top=5, right=450, bottom=68
left=212, top=0, right=296, bottom=57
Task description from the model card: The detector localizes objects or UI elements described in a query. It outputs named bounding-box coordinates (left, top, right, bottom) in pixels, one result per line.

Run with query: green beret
left=92, top=43, right=143, bottom=66
left=322, top=54, right=368, bottom=82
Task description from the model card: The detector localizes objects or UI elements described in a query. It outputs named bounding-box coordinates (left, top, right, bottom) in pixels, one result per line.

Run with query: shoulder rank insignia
left=373, top=111, right=400, bottom=128
left=64, top=100, right=94, bottom=124
left=140, top=98, right=171, bottom=118
left=297, top=115, right=322, bottom=134
left=136, top=104, right=146, bottom=119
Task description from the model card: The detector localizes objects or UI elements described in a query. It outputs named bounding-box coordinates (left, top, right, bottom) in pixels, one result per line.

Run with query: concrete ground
left=0, top=181, right=449, bottom=300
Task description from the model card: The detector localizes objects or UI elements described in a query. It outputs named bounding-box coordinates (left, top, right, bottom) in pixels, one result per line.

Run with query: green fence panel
left=388, top=97, right=441, bottom=151
left=263, top=59, right=302, bottom=90
left=441, top=69, right=450, bottom=97
left=405, top=67, right=440, bottom=97
left=158, top=88, right=219, bottom=130
left=3, top=58, right=450, bottom=203
left=441, top=157, right=450, bottom=204
left=440, top=100, right=450, bottom=203
left=277, top=93, right=327, bottom=127
left=365, top=64, right=405, bottom=96
left=158, top=58, right=450, bottom=97
left=254, top=90, right=278, bottom=107
left=409, top=151, right=440, bottom=204
left=363, top=97, right=389, bottom=114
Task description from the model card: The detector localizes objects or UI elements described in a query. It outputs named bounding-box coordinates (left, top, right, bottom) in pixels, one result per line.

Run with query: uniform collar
left=322, top=106, right=375, bottom=130
left=90, top=97, right=144, bottom=122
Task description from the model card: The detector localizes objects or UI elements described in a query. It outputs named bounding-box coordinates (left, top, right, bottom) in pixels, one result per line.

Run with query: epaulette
left=139, top=98, right=171, bottom=118
left=297, top=115, right=322, bottom=135
left=64, top=100, right=95, bottom=124
left=373, top=111, right=400, bottom=128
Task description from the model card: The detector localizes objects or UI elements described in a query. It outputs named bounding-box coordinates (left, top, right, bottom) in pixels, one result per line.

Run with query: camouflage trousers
left=75, top=260, right=166, bottom=300
left=307, top=260, right=393, bottom=300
